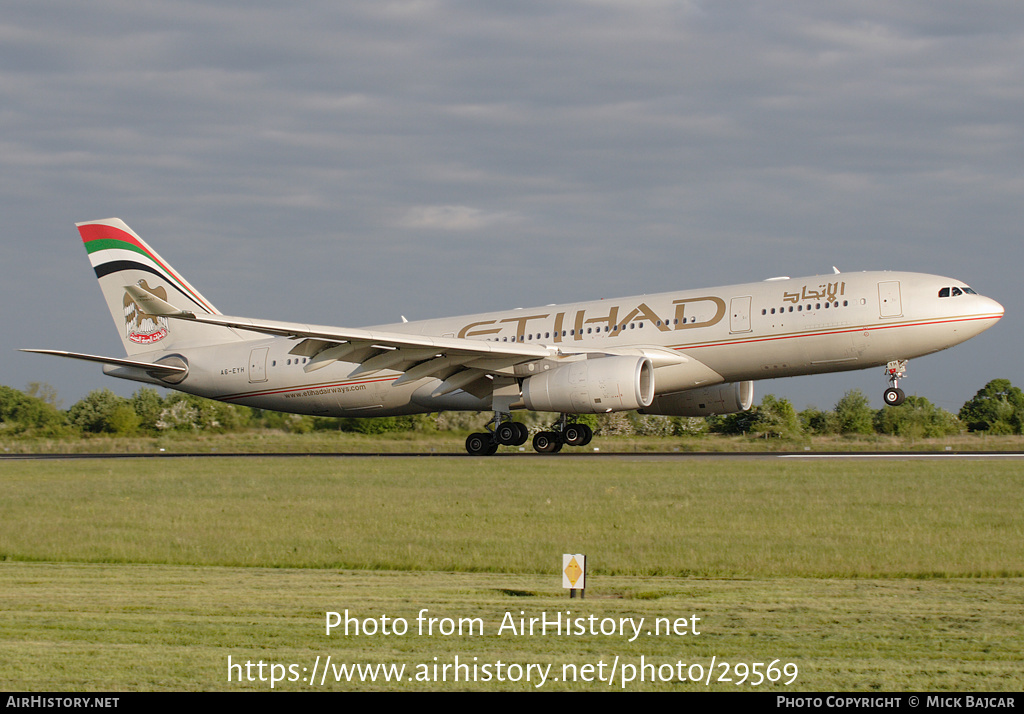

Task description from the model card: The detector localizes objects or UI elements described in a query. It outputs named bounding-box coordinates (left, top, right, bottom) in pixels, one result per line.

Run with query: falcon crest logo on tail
left=123, top=280, right=170, bottom=345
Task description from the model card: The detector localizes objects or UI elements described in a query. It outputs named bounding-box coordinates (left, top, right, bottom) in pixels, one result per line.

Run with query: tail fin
left=78, top=218, right=242, bottom=355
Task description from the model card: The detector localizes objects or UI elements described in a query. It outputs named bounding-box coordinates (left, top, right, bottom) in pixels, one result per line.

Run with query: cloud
left=4, top=1, right=1022, bottom=410
left=395, top=205, right=524, bottom=231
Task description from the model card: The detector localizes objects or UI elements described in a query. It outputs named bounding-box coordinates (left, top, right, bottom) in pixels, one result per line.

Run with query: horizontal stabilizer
left=19, top=349, right=188, bottom=376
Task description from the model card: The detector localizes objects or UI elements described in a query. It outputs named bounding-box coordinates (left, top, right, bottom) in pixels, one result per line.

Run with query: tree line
left=1, top=379, right=1022, bottom=440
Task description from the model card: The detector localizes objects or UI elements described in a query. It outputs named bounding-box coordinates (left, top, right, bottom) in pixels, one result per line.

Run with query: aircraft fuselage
left=110, top=270, right=1001, bottom=418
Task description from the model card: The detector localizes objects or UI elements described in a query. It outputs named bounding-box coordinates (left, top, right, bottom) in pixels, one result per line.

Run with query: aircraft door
left=878, top=281, right=902, bottom=318
left=248, top=347, right=269, bottom=383
left=730, top=296, right=752, bottom=333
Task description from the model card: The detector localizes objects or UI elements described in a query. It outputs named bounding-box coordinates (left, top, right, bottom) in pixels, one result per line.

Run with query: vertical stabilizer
left=78, top=218, right=242, bottom=356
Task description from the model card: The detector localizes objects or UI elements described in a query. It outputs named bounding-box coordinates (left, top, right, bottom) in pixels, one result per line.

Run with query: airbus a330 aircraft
left=25, top=219, right=1004, bottom=454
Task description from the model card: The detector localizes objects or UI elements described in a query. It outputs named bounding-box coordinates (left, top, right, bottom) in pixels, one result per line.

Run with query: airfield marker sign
left=563, top=554, right=586, bottom=599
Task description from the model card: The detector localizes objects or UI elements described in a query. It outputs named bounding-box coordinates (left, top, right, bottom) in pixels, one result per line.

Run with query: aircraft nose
left=984, top=296, right=1005, bottom=319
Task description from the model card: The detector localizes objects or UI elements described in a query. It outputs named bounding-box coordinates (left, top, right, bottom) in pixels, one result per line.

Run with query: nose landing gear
left=883, top=360, right=908, bottom=406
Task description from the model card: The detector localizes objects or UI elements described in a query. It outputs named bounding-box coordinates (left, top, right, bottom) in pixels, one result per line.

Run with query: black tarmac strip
left=2, top=451, right=1023, bottom=460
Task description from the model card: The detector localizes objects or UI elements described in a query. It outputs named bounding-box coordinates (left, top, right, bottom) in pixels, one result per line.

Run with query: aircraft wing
left=30, top=286, right=713, bottom=401
left=123, top=284, right=556, bottom=395
left=121, top=284, right=712, bottom=398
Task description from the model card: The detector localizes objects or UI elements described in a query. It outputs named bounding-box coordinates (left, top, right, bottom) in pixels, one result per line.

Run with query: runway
left=3, top=450, right=1023, bottom=461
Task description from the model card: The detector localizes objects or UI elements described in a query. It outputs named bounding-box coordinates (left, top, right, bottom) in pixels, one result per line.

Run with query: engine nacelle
left=639, top=381, right=754, bottom=417
left=522, top=356, right=654, bottom=413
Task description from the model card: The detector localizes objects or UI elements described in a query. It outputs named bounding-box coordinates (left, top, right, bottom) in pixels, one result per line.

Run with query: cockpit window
left=939, top=286, right=976, bottom=298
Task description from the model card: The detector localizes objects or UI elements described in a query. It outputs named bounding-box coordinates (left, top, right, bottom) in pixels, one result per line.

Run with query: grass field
left=1, top=456, right=1022, bottom=691
left=3, top=430, right=1023, bottom=454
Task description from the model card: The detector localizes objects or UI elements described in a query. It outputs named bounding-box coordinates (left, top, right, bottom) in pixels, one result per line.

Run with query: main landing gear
left=465, top=412, right=529, bottom=456
left=464, top=413, right=594, bottom=455
left=532, top=415, right=594, bottom=454
left=883, top=360, right=908, bottom=407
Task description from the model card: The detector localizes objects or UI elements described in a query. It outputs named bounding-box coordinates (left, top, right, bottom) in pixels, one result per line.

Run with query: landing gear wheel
left=563, top=423, right=593, bottom=447
left=465, top=433, right=498, bottom=455
left=495, top=422, right=519, bottom=446
left=563, top=425, right=584, bottom=446
left=579, top=424, right=593, bottom=446
left=532, top=431, right=563, bottom=454
left=514, top=422, right=530, bottom=445
left=883, top=387, right=906, bottom=406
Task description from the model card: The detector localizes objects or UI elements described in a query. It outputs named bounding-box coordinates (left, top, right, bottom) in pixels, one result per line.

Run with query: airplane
left=24, top=218, right=1004, bottom=454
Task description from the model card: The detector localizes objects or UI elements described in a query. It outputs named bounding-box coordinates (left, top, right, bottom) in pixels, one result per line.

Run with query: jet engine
left=639, top=381, right=754, bottom=417
left=522, top=355, right=654, bottom=413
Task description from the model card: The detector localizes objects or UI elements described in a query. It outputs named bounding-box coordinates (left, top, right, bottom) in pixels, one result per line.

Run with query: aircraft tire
left=495, top=423, right=519, bottom=446
left=532, top=431, right=561, bottom=454
left=883, top=387, right=906, bottom=406
left=563, top=424, right=587, bottom=446
left=579, top=423, right=593, bottom=446
left=466, top=433, right=496, bottom=455
left=514, top=422, right=530, bottom=445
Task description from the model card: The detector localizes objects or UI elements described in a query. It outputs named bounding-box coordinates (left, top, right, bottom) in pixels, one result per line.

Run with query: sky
left=3, top=0, right=1021, bottom=415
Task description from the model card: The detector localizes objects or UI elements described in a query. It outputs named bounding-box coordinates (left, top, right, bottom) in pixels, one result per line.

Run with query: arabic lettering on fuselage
left=782, top=281, right=846, bottom=305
